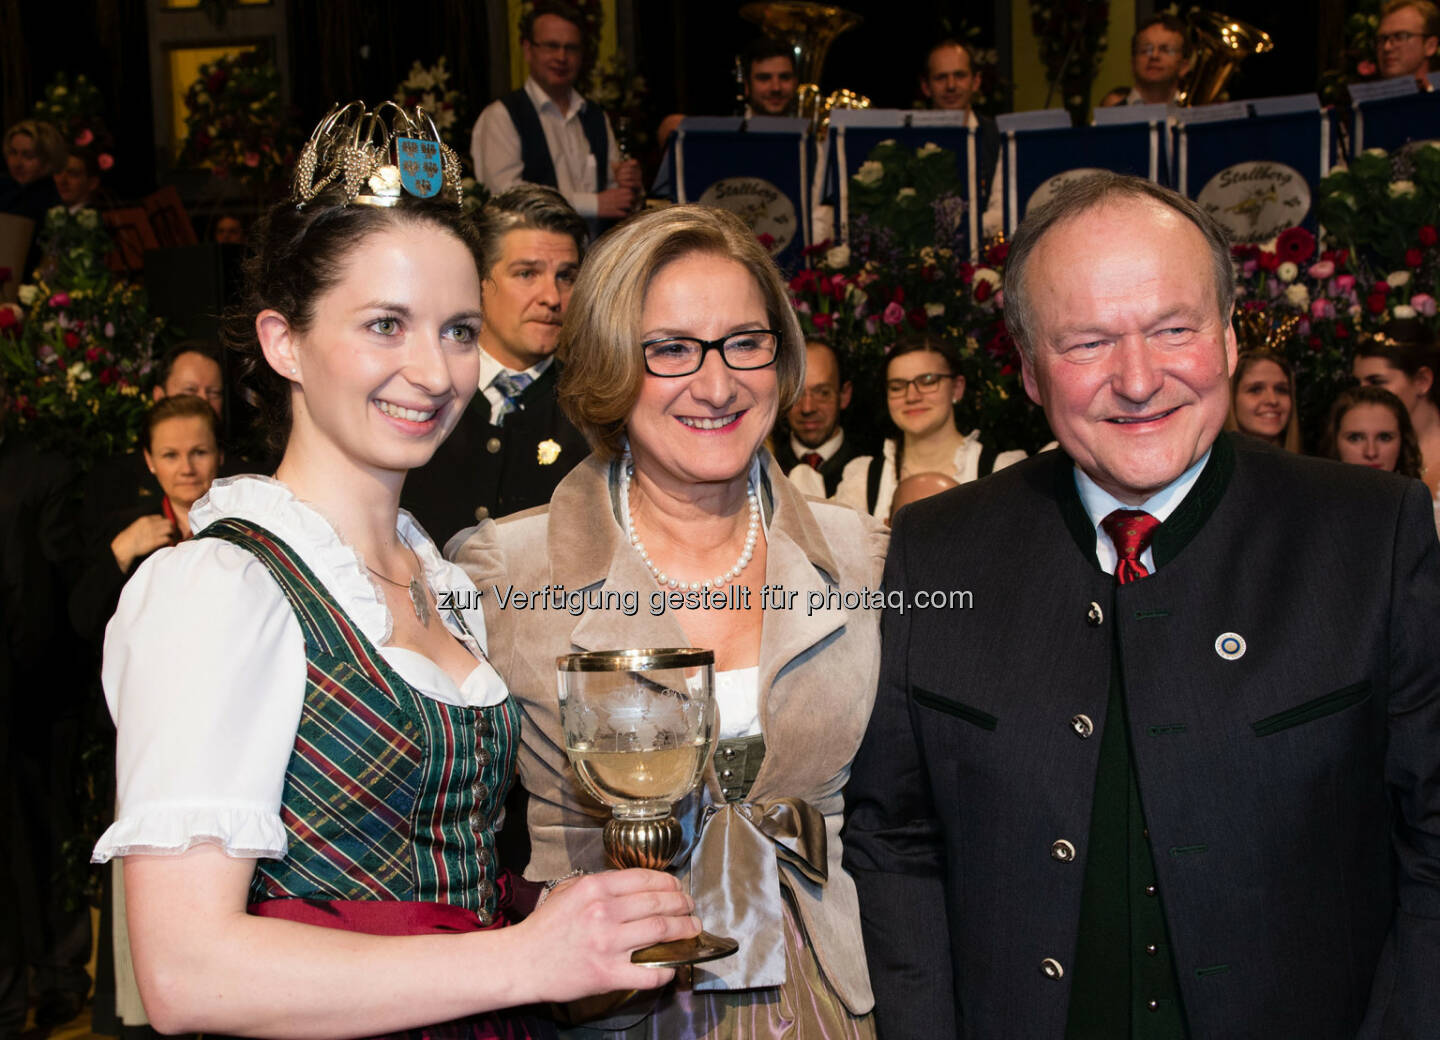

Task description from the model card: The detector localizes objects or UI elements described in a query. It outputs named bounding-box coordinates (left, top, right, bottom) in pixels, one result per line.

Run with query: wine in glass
left=558, top=647, right=739, bottom=967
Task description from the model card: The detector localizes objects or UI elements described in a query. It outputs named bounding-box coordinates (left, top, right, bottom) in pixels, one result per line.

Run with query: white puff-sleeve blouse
left=91, top=475, right=508, bottom=864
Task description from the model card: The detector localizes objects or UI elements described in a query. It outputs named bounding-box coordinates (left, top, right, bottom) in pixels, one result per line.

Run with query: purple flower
left=882, top=301, right=905, bottom=326
left=1411, top=293, right=1437, bottom=317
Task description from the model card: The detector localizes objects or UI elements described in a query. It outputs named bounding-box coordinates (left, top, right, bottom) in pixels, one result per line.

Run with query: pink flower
left=48, top=292, right=70, bottom=308
left=1310, top=298, right=1335, bottom=320
left=1242, top=259, right=1258, bottom=277
left=994, top=289, right=1005, bottom=309
left=811, top=311, right=834, bottom=331
left=1411, top=293, right=1437, bottom=316
left=74, top=128, right=94, bottom=147
left=1335, top=274, right=1356, bottom=293
left=97, top=153, right=114, bottom=171
left=243, top=151, right=261, bottom=168
left=104, top=322, right=115, bottom=338
left=882, top=301, right=905, bottom=326
left=1358, top=60, right=1377, bottom=77
left=1307, top=260, right=1335, bottom=280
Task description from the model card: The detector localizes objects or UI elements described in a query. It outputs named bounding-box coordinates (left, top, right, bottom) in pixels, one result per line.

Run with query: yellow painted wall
left=1011, top=0, right=1136, bottom=115
left=507, top=0, right=618, bottom=89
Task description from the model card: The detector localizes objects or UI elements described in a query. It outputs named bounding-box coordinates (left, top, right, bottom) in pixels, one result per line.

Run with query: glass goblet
left=557, top=648, right=739, bottom=967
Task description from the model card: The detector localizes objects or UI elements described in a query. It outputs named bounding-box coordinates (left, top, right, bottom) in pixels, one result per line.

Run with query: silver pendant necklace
left=366, top=557, right=432, bottom=626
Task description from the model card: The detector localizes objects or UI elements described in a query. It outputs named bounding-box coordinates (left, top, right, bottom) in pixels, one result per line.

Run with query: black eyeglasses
left=885, top=371, right=953, bottom=396
left=642, top=330, right=780, bottom=377
left=1376, top=30, right=1425, bottom=46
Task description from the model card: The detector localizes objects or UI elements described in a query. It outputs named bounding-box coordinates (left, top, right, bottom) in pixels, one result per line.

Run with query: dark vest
left=499, top=88, right=608, bottom=193
left=200, top=519, right=520, bottom=923
left=1062, top=441, right=1234, bottom=1038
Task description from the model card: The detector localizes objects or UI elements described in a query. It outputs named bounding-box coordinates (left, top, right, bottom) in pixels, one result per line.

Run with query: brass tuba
left=1175, top=11, right=1275, bottom=106
left=739, top=1, right=870, bottom=130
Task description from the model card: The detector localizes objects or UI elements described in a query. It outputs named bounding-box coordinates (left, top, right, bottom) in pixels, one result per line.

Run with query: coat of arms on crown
left=291, top=100, right=464, bottom=209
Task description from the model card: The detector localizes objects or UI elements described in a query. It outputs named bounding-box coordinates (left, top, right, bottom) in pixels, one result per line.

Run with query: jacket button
left=476, top=847, right=490, bottom=868
left=472, top=780, right=489, bottom=803
left=1070, top=714, right=1094, bottom=738
left=469, top=808, right=483, bottom=830
left=720, top=768, right=735, bottom=781
left=476, top=747, right=491, bottom=768
left=721, top=746, right=737, bottom=761
left=1144, top=883, right=1157, bottom=897
left=486, top=437, right=502, bottom=454
left=1040, top=957, right=1064, bottom=979
left=474, top=505, right=490, bottom=521
left=1050, top=839, right=1076, bottom=862
left=1147, top=1000, right=1160, bottom=1012
left=1145, top=943, right=1158, bottom=956
left=1086, top=602, right=1103, bottom=626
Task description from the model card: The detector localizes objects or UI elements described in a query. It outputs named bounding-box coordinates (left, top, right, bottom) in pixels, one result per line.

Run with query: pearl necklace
left=622, top=460, right=759, bottom=591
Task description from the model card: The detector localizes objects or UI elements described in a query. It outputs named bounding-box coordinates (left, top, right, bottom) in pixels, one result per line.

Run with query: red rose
left=1420, top=225, right=1438, bottom=247
left=791, top=269, right=817, bottom=292
left=85, top=347, right=101, bottom=361
left=1373, top=281, right=1390, bottom=296
left=802, top=238, right=832, bottom=257
left=831, top=278, right=848, bottom=302
left=1231, top=243, right=1259, bottom=261
left=1335, top=323, right=1350, bottom=339
left=986, top=241, right=1010, bottom=266
left=1275, top=227, right=1316, bottom=265
left=756, top=232, right=776, bottom=249
left=64, top=331, right=81, bottom=349
left=908, top=307, right=928, bottom=329
left=892, top=286, right=905, bottom=305
left=1308, top=335, right=1323, bottom=350
left=1256, top=251, right=1281, bottom=272
left=811, top=311, right=834, bottom=331
left=99, top=368, right=117, bottom=385
left=1406, top=248, right=1423, bottom=268
left=0, top=308, right=16, bottom=332
left=974, top=280, right=993, bottom=302
left=1367, top=293, right=1388, bottom=315
left=817, top=274, right=833, bottom=296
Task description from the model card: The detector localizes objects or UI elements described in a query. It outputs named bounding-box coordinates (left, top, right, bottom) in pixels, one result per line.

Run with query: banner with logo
left=659, top=116, right=812, bottom=272
left=999, top=116, right=1164, bottom=235
left=823, top=110, right=982, bottom=255
left=1174, top=106, right=1330, bottom=244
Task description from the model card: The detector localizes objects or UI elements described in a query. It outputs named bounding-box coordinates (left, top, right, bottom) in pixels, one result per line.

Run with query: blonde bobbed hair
left=557, top=205, right=806, bottom=460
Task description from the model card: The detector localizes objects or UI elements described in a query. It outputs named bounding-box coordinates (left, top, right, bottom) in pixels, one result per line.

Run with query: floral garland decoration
left=32, top=72, right=116, bottom=173
left=0, top=208, right=164, bottom=462
left=393, top=57, right=468, bottom=155
left=788, top=139, right=1051, bottom=453
left=177, top=50, right=297, bottom=190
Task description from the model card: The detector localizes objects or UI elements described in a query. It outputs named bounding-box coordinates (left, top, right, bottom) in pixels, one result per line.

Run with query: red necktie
left=1100, top=509, right=1160, bottom=584
left=802, top=452, right=824, bottom=470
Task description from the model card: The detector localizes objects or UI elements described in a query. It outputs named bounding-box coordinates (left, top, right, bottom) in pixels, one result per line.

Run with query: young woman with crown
left=90, top=102, right=698, bottom=1039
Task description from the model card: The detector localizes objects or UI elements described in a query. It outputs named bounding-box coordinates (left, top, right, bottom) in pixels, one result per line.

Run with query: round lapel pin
left=1214, top=632, right=1246, bottom=660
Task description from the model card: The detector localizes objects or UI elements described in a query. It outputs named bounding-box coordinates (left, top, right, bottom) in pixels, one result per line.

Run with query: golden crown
left=291, top=100, right=464, bottom=209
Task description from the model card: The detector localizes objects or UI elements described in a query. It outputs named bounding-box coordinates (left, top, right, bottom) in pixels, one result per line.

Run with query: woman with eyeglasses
left=832, top=334, right=1026, bottom=522
left=451, top=204, right=888, bottom=1038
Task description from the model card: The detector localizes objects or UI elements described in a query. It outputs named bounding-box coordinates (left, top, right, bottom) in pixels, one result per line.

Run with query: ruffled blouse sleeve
left=91, top=536, right=305, bottom=862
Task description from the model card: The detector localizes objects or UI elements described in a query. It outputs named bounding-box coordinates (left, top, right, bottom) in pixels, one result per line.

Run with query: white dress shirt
left=470, top=77, right=620, bottom=219
left=789, top=428, right=845, bottom=466
left=92, top=475, right=507, bottom=863
left=1074, top=449, right=1210, bottom=576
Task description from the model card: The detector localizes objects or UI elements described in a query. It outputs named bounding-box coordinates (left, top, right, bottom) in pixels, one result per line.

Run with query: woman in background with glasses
left=451, top=204, right=887, bottom=1038
left=832, top=334, right=1026, bottom=523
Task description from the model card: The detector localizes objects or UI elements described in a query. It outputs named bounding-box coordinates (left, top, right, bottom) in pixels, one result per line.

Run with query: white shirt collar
left=477, top=347, right=554, bottom=391
left=524, top=76, right=584, bottom=121
left=1074, top=448, right=1211, bottom=573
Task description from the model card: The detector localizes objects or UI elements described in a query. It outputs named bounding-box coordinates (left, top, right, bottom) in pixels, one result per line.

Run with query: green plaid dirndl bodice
left=199, top=518, right=518, bottom=923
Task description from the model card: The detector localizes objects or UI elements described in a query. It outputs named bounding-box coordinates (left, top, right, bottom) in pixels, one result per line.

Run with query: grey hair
left=475, top=183, right=589, bottom=274
left=1002, top=171, right=1235, bottom=361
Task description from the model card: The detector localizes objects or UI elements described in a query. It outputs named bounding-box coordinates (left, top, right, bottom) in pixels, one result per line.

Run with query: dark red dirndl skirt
left=249, top=872, right=555, bottom=1040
